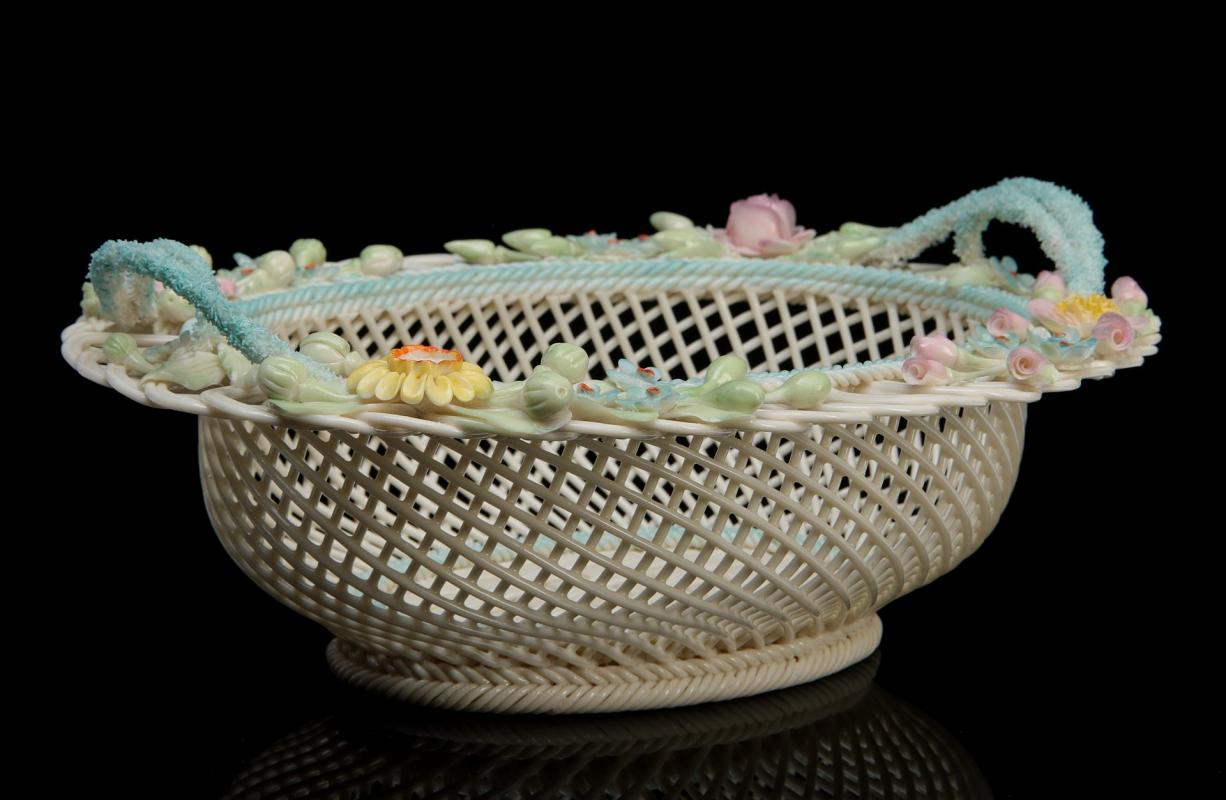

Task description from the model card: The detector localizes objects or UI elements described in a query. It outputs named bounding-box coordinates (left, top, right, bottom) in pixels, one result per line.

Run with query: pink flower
left=712, top=194, right=815, bottom=256
left=1027, top=298, right=1062, bottom=331
left=1110, top=276, right=1148, bottom=307
left=216, top=276, right=238, bottom=299
left=909, top=334, right=959, bottom=366
left=1092, top=312, right=1134, bottom=355
left=902, top=357, right=949, bottom=386
left=1033, top=270, right=1066, bottom=298
left=1006, top=346, right=1050, bottom=382
left=987, top=308, right=1029, bottom=338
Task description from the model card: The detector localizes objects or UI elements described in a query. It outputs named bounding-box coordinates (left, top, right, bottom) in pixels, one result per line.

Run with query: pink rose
left=1033, top=270, right=1066, bottom=298
left=712, top=194, right=815, bottom=256
left=1110, top=276, right=1147, bottom=307
left=902, top=357, right=949, bottom=386
left=1006, top=346, right=1050, bottom=382
left=987, top=308, right=1029, bottom=338
left=216, top=276, right=238, bottom=299
left=909, top=334, right=959, bottom=366
left=1027, top=298, right=1063, bottom=332
left=1092, top=312, right=1134, bottom=355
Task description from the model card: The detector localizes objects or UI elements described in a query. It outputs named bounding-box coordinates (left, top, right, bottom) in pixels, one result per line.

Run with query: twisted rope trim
left=326, top=613, right=883, bottom=714
left=231, top=256, right=1033, bottom=328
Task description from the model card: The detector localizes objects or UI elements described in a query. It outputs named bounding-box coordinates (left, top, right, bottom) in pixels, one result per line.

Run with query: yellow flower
left=346, top=344, right=493, bottom=407
left=1054, top=293, right=1120, bottom=324
left=1035, top=293, right=1122, bottom=337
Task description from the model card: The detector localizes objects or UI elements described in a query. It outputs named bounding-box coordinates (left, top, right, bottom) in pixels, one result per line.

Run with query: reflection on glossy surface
left=223, top=654, right=989, bottom=799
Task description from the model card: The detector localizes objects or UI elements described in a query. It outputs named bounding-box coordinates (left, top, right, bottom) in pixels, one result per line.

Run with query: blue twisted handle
left=88, top=239, right=331, bottom=378
left=872, top=177, right=1106, bottom=294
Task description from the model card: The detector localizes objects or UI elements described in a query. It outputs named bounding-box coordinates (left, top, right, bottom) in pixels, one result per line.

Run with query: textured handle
left=88, top=239, right=329, bottom=377
left=872, top=178, right=1106, bottom=294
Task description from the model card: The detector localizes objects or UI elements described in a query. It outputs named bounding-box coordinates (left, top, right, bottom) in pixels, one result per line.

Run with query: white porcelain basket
left=62, top=179, right=1158, bottom=713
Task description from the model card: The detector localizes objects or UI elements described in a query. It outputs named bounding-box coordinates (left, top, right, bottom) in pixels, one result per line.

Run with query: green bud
left=444, top=239, right=499, bottom=264
left=290, top=238, right=327, bottom=269
left=708, top=379, right=765, bottom=412
left=706, top=379, right=760, bottom=411
left=687, top=355, right=748, bottom=396
left=359, top=244, right=404, bottom=277
left=764, top=371, right=831, bottom=408
left=256, top=250, right=296, bottom=281
left=103, top=333, right=155, bottom=374
left=299, top=331, right=351, bottom=365
left=502, top=228, right=552, bottom=252
left=527, top=236, right=581, bottom=258
left=649, top=211, right=694, bottom=231
left=521, top=368, right=573, bottom=420
left=81, top=282, right=102, bottom=317
left=540, top=342, right=588, bottom=382
left=143, top=349, right=225, bottom=391
left=258, top=356, right=309, bottom=400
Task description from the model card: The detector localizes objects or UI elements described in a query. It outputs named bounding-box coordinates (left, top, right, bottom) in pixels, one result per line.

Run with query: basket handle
left=871, top=177, right=1106, bottom=294
left=88, top=239, right=330, bottom=378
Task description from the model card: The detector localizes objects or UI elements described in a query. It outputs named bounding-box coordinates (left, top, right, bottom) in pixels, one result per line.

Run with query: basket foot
left=326, top=614, right=883, bottom=714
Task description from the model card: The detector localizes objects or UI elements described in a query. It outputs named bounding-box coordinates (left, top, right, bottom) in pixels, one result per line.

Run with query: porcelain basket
left=61, top=179, right=1158, bottom=713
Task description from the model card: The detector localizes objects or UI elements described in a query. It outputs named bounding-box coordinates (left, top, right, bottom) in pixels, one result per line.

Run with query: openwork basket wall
left=61, top=179, right=1158, bottom=714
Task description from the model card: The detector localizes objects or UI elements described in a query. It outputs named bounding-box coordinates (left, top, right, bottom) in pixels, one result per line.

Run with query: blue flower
left=1028, top=326, right=1097, bottom=365
left=966, top=325, right=1019, bottom=359
left=568, top=233, right=660, bottom=260
left=579, top=359, right=679, bottom=412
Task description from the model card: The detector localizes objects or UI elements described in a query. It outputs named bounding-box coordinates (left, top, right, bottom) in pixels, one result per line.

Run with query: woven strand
left=325, top=615, right=883, bottom=714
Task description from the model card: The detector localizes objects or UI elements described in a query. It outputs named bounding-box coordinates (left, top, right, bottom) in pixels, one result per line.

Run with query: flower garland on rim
left=901, top=272, right=1159, bottom=388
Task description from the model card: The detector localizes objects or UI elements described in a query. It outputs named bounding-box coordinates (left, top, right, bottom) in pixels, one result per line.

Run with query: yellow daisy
left=1054, top=294, right=1120, bottom=327
left=346, top=344, right=494, bottom=407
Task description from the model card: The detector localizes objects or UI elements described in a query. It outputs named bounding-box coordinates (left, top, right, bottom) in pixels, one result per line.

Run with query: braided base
left=326, top=613, right=882, bottom=714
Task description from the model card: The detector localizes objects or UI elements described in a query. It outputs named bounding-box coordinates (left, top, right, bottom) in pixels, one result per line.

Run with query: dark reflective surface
left=221, top=654, right=991, bottom=799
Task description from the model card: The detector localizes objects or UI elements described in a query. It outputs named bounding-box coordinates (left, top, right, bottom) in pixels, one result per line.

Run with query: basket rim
left=66, top=178, right=1160, bottom=439
left=61, top=305, right=1159, bottom=439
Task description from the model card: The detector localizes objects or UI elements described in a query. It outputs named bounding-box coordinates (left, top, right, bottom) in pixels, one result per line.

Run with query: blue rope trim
left=875, top=177, right=1106, bottom=294
left=88, top=240, right=330, bottom=378
left=233, top=258, right=1031, bottom=329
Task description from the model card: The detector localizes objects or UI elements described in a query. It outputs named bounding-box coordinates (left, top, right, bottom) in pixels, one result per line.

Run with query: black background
left=26, top=92, right=1215, bottom=799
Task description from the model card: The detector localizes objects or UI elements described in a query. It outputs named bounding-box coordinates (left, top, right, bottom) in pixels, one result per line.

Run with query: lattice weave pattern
left=196, top=287, right=1026, bottom=713
left=268, top=286, right=976, bottom=382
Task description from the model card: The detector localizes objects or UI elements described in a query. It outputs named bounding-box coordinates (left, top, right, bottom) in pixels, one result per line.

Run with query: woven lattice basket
left=61, top=179, right=1158, bottom=714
